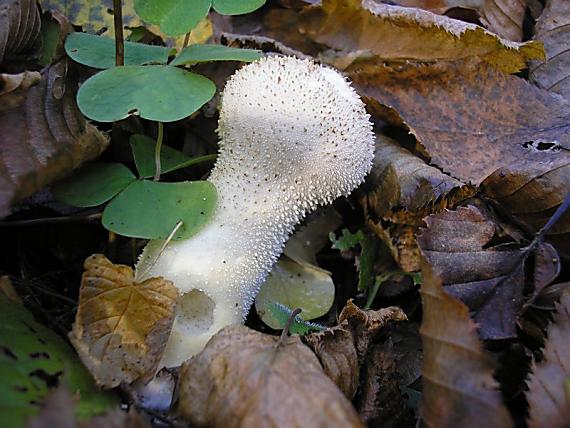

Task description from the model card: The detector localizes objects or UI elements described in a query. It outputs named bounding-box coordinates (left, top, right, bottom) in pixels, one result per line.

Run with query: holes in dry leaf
left=177, top=289, right=215, bottom=335
left=29, top=369, right=62, bottom=388
left=522, top=140, right=561, bottom=153
left=1, top=346, right=18, bottom=360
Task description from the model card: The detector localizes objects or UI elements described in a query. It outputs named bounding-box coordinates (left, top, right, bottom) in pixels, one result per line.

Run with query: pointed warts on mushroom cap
left=136, top=56, right=375, bottom=367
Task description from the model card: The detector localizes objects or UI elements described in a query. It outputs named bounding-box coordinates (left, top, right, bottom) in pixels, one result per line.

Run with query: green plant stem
left=113, top=0, right=124, bottom=66
left=364, top=271, right=406, bottom=310
left=154, top=121, right=164, bottom=181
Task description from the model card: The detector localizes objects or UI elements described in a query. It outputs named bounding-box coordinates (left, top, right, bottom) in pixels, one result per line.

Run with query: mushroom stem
left=136, top=56, right=375, bottom=367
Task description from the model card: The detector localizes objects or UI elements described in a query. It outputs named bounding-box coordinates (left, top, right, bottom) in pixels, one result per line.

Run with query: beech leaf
left=529, top=0, right=570, bottom=100
left=417, top=259, right=512, bottom=427
left=348, top=60, right=570, bottom=185
left=69, top=254, right=178, bottom=388
left=482, top=150, right=570, bottom=257
left=480, top=0, right=527, bottom=42
left=360, top=134, right=475, bottom=271
left=0, top=59, right=109, bottom=218
left=178, top=325, right=364, bottom=428
left=526, top=289, right=570, bottom=427
left=299, top=0, right=543, bottom=74
left=416, top=206, right=558, bottom=340
left=0, top=0, right=41, bottom=67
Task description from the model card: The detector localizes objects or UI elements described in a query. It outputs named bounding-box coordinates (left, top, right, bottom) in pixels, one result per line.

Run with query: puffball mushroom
left=136, top=56, right=375, bottom=367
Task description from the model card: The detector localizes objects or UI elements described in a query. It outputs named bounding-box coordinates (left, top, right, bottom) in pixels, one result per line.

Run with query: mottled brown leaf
left=417, top=259, right=512, bottom=428
left=0, top=59, right=109, bottom=218
left=362, top=134, right=475, bottom=223
left=304, top=300, right=407, bottom=398
left=178, top=324, right=364, bottom=428
left=418, top=206, right=527, bottom=340
left=482, top=150, right=570, bottom=256
left=360, top=134, right=475, bottom=271
left=530, top=0, right=570, bottom=99
left=299, top=0, right=543, bottom=74
left=480, top=0, right=528, bottom=42
left=0, top=0, right=41, bottom=69
left=527, top=289, right=570, bottom=428
left=70, top=254, right=178, bottom=388
left=348, top=60, right=570, bottom=185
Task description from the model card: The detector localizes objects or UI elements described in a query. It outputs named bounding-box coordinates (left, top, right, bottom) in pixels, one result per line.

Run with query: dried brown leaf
left=527, top=289, right=570, bottom=428
left=482, top=150, right=570, bottom=256
left=70, top=254, right=178, bottom=388
left=348, top=60, right=570, bottom=185
left=178, top=324, right=364, bottom=428
left=356, top=344, right=415, bottom=427
left=360, top=134, right=475, bottom=271
left=0, top=59, right=109, bottom=218
left=530, top=0, right=570, bottom=99
left=299, top=0, right=543, bottom=74
left=304, top=300, right=407, bottom=398
left=418, top=206, right=528, bottom=339
left=0, top=0, right=41, bottom=69
left=418, top=259, right=512, bottom=428
left=480, top=0, right=528, bottom=42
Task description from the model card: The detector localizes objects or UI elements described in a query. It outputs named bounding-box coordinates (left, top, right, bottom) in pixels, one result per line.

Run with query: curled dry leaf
left=360, top=134, right=475, bottom=271
left=0, top=0, right=41, bottom=68
left=70, top=255, right=178, bottom=388
left=418, top=206, right=559, bottom=340
left=530, top=0, right=570, bottom=100
left=304, top=300, right=407, bottom=398
left=0, top=59, right=109, bottom=218
left=417, top=260, right=512, bottom=428
left=526, top=289, right=570, bottom=428
left=480, top=0, right=528, bottom=42
left=348, top=60, right=570, bottom=185
left=299, top=0, right=543, bottom=73
left=178, top=324, right=364, bottom=428
left=482, top=150, right=570, bottom=256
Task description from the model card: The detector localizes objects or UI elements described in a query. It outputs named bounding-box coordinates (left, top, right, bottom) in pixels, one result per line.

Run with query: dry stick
left=276, top=308, right=302, bottom=348
left=135, top=220, right=184, bottom=282
left=113, top=0, right=124, bottom=66
left=0, top=212, right=102, bottom=227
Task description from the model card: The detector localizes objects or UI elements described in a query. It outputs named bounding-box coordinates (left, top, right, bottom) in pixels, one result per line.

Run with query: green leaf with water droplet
left=77, top=65, right=215, bottom=122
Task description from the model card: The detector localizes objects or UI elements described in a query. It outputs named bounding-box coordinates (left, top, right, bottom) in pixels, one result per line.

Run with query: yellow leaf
left=70, top=254, right=178, bottom=388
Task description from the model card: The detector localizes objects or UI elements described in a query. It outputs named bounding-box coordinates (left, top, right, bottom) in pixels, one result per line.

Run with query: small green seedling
left=266, top=302, right=326, bottom=336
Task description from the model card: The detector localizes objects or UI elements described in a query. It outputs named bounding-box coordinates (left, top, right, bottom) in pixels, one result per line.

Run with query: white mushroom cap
left=136, top=56, right=374, bottom=367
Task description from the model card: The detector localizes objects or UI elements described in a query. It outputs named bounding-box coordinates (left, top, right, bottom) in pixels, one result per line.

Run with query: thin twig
left=276, top=308, right=302, bottom=348
left=113, top=0, right=124, bottom=66
left=0, top=212, right=102, bottom=228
